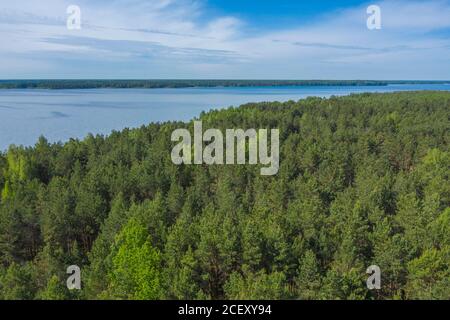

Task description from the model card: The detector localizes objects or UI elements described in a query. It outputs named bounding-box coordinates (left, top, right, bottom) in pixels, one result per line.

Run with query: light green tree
left=106, top=218, right=163, bottom=300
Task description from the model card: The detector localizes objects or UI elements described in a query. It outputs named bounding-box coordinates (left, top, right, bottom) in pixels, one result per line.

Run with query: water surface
left=1, top=84, right=449, bottom=150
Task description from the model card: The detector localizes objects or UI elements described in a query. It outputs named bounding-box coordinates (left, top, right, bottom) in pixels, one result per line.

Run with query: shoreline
left=1, top=80, right=450, bottom=90
left=1, top=90, right=449, bottom=152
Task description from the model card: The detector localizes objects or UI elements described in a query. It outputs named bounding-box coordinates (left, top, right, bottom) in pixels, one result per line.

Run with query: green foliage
left=38, top=275, right=67, bottom=300
left=0, top=80, right=428, bottom=90
left=295, top=250, right=321, bottom=299
left=0, top=263, right=37, bottom=300
left=0, top=92, right=448, bottom=300
left=405, top=247, right=450, bottom=299
left=224, top=269, right=288, bottom=300
left=105, top=218, right=163, bottom=300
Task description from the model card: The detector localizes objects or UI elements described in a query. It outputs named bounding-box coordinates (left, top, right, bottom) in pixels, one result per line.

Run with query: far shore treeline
left=0, top=79, right=450, bottom=90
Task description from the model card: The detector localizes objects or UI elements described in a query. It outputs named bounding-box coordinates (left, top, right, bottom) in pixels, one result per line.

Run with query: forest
left=0, top=91, right=448, bottom=300
left=0, top=79, right=449, bottom=89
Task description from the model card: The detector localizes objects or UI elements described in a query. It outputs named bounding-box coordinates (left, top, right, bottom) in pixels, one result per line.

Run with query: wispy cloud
left=0, top=0, right=449, bottom=79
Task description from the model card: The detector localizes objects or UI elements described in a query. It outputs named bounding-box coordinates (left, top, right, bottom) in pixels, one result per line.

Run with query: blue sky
left=206, top=0, right=366, bottom=28
left=1, top=0, right=450, bottom=79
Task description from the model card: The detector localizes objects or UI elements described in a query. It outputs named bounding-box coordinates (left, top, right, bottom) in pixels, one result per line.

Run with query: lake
left=1, top=84, right=449, bottom=150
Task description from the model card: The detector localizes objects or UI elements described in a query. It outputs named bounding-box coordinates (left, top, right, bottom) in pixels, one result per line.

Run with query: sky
left=1, top=0, right=450, bottom=79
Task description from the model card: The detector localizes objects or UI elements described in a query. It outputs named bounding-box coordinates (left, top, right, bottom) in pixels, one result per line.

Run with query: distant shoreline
left=1, top=80, right=450, bottom=90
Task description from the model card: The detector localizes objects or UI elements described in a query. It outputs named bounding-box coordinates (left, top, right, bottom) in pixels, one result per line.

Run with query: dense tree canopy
left=0, top=91, right=448, bottom=300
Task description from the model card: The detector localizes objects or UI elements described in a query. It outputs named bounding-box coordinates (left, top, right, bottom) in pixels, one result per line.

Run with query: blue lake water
left=1, top=84, right=449, bottom=150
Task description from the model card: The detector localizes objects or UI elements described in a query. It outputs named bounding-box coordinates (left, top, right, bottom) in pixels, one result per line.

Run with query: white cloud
left=0, top=0, right=449, bottom=78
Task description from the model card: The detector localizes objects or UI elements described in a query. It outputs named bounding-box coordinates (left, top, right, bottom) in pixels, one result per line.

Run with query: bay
left=0, top=84, right=449, bottom=150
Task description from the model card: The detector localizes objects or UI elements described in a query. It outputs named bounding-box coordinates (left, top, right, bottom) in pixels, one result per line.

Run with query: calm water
left=1, top=84, right=449, bottom=150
